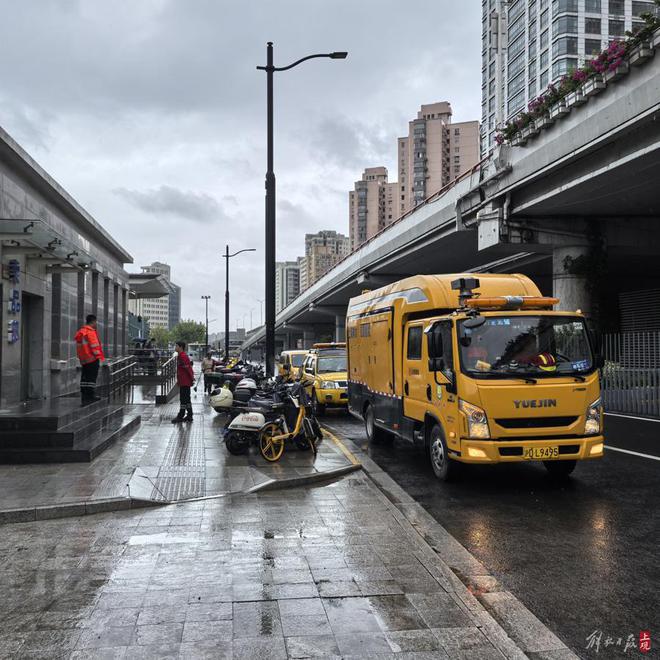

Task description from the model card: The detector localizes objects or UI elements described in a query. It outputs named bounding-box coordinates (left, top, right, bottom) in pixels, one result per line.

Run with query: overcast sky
left=0, top=0, right=481, bottom=330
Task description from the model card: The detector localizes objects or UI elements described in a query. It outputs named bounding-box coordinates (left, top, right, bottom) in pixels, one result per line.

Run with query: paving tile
left=285, top=634, right=341, bottom=658
left=277, top=597, right=326, bottom=618
left=385, top=629, right=447, bottom=654
left=182, top=619, right=233, bottom=642
left=133, top=622, right=183, bottom=647
left=179, top=639, right=233, bottom=659
left=280, top=614, right=333, bottom=638
left=232, top=601, right=283, bottom=638
left=185, top=601, right=233, bottom=622
left=335, top=631, right=393, bottom=656
left=316, top=580, right=361, bottom=598
left=366, top=594, right=428, bottom=632
left=77, top=626, right=134, bottom=650
left=322, top=596, right=381, bottom=634
left=123, top=644, right=180, bottom=659
left=232, top=635, right=288, bottom=660
left=432, top=626, right=505, bottom=659
left=135, top=605, right=187, bottom=626
left=407, top=591, right=473, bottom=628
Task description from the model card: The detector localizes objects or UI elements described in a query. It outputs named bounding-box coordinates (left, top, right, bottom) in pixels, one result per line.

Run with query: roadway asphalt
left=324, top=411, right=660, bottom=659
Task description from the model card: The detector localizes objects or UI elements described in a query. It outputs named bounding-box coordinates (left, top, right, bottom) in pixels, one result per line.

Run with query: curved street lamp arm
left=257, top=52, right=347, bottom=73
left=224, top=248, right=257, bottom=259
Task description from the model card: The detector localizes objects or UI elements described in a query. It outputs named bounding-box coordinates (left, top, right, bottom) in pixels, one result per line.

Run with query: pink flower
left=495, top=134, right=504, bottom=145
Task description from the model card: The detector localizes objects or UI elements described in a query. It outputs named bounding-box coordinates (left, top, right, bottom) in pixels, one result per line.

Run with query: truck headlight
left=585, top=398, right=602, bottom=435
left=322, top=380, right=338, bottom=389
left=459, top=399, right=490, bottom=439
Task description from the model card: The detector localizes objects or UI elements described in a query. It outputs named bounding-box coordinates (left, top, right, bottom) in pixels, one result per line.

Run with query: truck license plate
left=524, top=446, right=559, bottom=460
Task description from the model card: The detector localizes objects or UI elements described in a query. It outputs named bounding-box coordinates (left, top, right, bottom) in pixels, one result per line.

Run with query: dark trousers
left=179, top=386, right=192, bottom=415
left=203, top=374, right=213, bottom=394
left=80, top=360, right=100, bottom=403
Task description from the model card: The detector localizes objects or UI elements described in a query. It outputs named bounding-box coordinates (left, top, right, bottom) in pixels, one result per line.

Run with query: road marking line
left=605, top=412, right=660, bottom=423
left=605, top=445, right=660, bottom=461
left=322, top=425, right=361, bottom=466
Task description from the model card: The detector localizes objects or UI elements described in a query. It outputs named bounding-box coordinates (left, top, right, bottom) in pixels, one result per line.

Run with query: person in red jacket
left=172, top=340, right=195, bottom=423
left=74, top=314, right=105, bottom=406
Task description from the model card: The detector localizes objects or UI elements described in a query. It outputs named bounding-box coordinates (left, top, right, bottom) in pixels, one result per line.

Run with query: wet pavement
left=324, top=413, right=660, bottom=659
left=0, top=470, right=526, bottom=659
left=0, top=398, right=353, bottom=513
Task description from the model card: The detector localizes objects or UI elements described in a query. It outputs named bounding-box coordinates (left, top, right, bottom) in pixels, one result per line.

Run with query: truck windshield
left=458, top=316, right=593, bottom=378
left=318, top=356, right=347, bottom=373
left=291, top=354, right=305, bottom=367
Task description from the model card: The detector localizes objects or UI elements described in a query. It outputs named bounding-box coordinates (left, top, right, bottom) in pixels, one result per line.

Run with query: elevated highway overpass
left=243, top=47, right=660, bottom=359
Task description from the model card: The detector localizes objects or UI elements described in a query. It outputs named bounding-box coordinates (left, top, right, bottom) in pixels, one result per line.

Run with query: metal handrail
left=103, top=355, right=136, bottom=401
left=159, top=355, right=177, bottom=399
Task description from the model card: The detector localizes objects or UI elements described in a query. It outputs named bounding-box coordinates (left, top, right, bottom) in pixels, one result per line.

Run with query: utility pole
left=201, top=295, right=210, bottom=354
left=222, top=245, right=255, bottom=360
left=257, top=42, right=347, bottom=377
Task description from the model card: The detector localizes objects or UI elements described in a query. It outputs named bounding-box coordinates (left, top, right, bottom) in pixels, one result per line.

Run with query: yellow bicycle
left=258, top=384, right=322, bottom=462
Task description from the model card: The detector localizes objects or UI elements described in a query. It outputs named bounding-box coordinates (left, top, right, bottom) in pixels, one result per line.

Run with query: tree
left=149, top=326, right=171, bottom=348
left=170, top=319, right=206, bottom=346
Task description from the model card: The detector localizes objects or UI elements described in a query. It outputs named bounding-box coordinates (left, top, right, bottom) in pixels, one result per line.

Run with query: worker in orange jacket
left=74, top=314, right=105, bottom=406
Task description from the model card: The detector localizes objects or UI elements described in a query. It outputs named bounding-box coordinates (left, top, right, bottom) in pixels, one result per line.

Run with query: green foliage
left=170, top=319, right=206, bottom=346
left=149, top=326, right=171, bottom=348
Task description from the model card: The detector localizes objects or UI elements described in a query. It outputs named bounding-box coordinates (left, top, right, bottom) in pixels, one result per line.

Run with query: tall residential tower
left=349, top=167, right=397, bottom=250
left=398, top=102, right=480, bottom=214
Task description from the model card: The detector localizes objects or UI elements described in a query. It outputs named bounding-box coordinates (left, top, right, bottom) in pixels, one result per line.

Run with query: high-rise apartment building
left=481, top=0, right=658, bottom=153
left=398, top=102, right=480, bottom=214
left=297, top=256, right=308, bottom=293
left=275, top=261, right=301, bottom=313
left=301, top=231, right=350, bottom=290
left=349, top=166, right=398, bottom=250
left=130, top=261, right=181, bottom=330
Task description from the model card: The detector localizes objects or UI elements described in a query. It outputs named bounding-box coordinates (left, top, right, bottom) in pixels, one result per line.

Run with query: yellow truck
left=299, top=343, right=349, bottom=415
left=346, top=274, right=604, bottom=480
left=277, top=350, right=308, bottom=382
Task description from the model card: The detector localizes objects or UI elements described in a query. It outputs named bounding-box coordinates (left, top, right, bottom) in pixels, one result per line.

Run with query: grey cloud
left=114, top=185, right=224, bottom=223
left=310, top=116, right=394, bottom=170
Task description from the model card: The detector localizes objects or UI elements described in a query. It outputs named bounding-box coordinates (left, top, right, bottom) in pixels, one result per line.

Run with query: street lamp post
left=201, top=295, right=210, bottom=354
left=257, top=42, right=347, bottom=377
left=222, top=245, right=256, bottom=360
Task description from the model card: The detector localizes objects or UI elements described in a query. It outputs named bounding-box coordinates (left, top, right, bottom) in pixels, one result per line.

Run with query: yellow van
left=299, top=343, right=348, bottom=415
left=277, top=350, right=308, bottom=381
left=347, top=274, right=604, bottom=480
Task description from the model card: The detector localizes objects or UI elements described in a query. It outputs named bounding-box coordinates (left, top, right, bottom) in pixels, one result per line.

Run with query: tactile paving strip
left=150, top=420, right=207, bottom=500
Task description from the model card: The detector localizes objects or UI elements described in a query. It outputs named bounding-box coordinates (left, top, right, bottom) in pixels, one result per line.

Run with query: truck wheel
left=543, top=460, right=576, bottom=478
left=364, top=404, right=390, bottom=444
left=428, top=425, right=460, bottom=481
left=312, top=391, right=326, bottom=416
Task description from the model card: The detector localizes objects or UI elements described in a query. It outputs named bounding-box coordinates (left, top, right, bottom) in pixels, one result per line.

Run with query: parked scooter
left=223, top=381, right=322, bottom=460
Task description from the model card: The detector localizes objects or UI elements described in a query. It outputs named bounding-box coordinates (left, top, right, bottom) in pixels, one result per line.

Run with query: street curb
left=322, top=423, right=579, bottom=660
left=243, top=463, right=362, bottom=494
left=0, top=496, right=163, bottom=526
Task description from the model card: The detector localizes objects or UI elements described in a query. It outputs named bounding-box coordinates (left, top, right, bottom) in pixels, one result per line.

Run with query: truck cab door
left=427, top=320, right=460, bottom=453
left=403, top=323, right=426, bottom=421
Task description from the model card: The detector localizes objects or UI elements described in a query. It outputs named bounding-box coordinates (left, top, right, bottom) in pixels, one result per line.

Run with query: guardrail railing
left=601, top=331, right=660, bottom=418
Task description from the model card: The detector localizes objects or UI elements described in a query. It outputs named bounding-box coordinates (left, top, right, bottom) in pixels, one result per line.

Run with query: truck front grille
left=495, top=416, right=578, bottom=429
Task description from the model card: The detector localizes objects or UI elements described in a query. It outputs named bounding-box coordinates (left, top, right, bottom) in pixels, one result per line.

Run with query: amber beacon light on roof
left=451, top=277, right=558, bottom=311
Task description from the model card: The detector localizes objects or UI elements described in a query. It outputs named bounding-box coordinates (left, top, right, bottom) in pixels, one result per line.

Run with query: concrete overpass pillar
left=303, top=328, right=316, bottom=349
left=335, top=315, right=346, bottom=342
left=553, top=246, right=592, bottom=316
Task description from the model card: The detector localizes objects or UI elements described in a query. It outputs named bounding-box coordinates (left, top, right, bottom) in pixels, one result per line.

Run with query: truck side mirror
left=594, top=354, right=605, bottom=369
left=428, top=357, right=445, bottom=372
